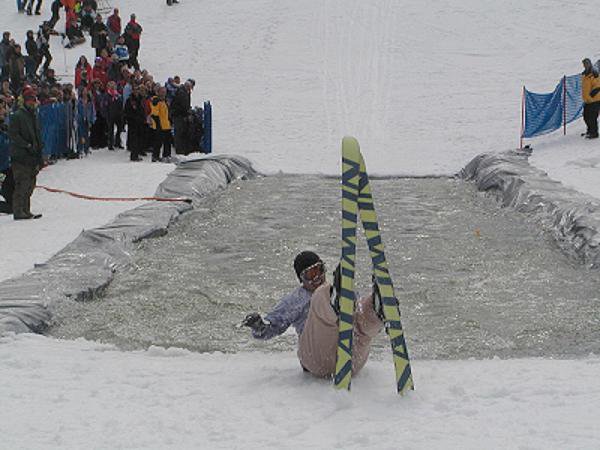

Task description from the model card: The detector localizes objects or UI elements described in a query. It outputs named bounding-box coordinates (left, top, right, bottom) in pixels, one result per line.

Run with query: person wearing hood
left=8, top=86, right=43, bottom=220
left=242, top=251, right=384, bottom=378
left=48, top=0, right=62, bottom=29
left=24, top=31, right=39, bottom=81
left=582, top=58, right=600, bottom=139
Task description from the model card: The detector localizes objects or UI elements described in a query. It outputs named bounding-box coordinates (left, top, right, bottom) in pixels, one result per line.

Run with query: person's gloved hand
left=372, top=274, right=384, bottom=321
left=242, top=312, right=266, bottom=333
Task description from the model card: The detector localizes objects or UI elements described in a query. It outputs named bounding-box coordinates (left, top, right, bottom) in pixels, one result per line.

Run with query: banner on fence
left=39, top=102, right=71, bottom=158
left=201, top=100, right=212, bottom=153
left=0, top=132, right=9, bottom=172
left=522, top=74, right=584, bottom=141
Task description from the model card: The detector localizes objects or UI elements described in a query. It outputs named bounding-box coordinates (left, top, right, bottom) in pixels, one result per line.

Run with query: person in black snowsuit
left=48, top=0, right=62, bottom=29
left=24, top=30, right=39, bottom=81
left=124, top=86, right=145, bottom=161
left=171, top=80, right=194, bottom=154
left=105, top=81, right=123, bottom=150
left=90, top=14, right=108, bottom=58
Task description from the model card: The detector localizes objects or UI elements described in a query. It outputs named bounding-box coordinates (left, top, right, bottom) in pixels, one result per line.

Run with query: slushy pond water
left=48, top=176, right=600, bottom=359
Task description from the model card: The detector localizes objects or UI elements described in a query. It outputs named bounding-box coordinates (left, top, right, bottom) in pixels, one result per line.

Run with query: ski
left=334, top=136, right=414, bottom=394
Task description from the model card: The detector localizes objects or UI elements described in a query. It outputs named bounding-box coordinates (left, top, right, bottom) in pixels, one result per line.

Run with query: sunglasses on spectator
left=300, top=261, right=325, bottom=282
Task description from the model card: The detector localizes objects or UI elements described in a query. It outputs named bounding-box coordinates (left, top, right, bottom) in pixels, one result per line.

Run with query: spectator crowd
left=1, top=0, right=205, bottom=220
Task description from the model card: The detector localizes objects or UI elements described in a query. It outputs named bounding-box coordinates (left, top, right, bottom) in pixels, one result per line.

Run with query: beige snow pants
left=298, top=283, right=383, bottom=378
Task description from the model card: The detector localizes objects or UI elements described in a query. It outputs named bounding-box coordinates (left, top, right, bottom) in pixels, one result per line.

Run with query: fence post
left=563, top=75, right=567, bottom=135
left=520, top=86, right=525, bottom=150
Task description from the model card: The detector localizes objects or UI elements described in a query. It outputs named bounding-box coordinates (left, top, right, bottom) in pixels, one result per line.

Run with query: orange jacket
left=61, top=0, right=76, bottom=10
left=582, top=72, right=600, bottom=103
left=150, top=97, right=171, bottom=130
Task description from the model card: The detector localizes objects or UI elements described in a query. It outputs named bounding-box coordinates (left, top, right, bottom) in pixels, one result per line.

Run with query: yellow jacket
left=582, top=73, right=600, bottom=103
left=150, top=97, right=171, bottom=130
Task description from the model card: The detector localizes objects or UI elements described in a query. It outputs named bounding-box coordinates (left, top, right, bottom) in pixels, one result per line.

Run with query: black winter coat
left=171, top=87, right=190, bottom=119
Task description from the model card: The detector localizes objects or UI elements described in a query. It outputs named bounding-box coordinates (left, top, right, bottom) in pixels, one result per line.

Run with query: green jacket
left=8, top=105, right=43, bottom=167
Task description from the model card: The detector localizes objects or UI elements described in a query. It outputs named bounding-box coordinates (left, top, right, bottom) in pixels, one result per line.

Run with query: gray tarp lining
left=460, top=149, right=600, bottom=268
left=0, top=155, right=257, bottom=334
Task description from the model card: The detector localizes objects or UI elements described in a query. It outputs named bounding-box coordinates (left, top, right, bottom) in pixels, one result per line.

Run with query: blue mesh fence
left=0, top=132, right=9, bottom=172
left=201, top=100, right=212, bottom=153
left=522, top=74, right=583, bottom=139
left=39, top=103, right=70, bottom=158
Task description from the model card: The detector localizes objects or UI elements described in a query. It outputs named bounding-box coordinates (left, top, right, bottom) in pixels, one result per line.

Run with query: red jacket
left=107, top=14, right=121, bottom=34
left=92, top=65, right=108, bottom=87
left=75, top=62, right=93, bottom=88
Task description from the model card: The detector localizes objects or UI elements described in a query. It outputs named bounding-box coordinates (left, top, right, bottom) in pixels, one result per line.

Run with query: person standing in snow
left=48, top=0, right=63, bottom=29
left=91, top=14, right=108, bottom=57
left=124, top=14, right=143, bottom=70
left=581, top=58, right=600, bottom=139
left=8, top=86, right=44, bottom=220
left=242, top=251, right=384, bottom=378
left=171, top=79, right=193, bottom=154
left=124, top=84, right=145, bottom=161
left=24, top=30, right=39, bottom=81
left=106, top=8, right=121, bottom=45
left=24, top=0, right=43, bottom=16
left=104, top=80, right=123, bottom=150
left=149, top=86, right=172, bottom=162
left=0, top=32, right=13, bottom=83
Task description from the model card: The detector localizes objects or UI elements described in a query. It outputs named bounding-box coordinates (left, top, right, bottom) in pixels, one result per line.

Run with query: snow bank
left=460, top=150, right=600, bottom=268
left=1, top=333, right=599, bottom=450
left=0, top=156, right=256, bottom=334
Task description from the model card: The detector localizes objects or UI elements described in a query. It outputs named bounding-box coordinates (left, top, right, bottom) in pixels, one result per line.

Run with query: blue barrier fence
left=39, top=102, right=71, bottom=159
left=201, top=100, right=212, bottom=153
left=0, top=99, right=213, bottom=168
left=0, top=132, right=9, bottom=172
left=522, top=74, right=584, bottom=142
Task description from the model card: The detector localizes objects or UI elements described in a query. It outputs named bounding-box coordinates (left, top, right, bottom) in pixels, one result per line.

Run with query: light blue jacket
left=252, top=286, right=312, bottom=340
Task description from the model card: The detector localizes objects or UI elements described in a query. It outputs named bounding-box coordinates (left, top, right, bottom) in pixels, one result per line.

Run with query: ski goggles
left=300, top=261, right=325, bottom=282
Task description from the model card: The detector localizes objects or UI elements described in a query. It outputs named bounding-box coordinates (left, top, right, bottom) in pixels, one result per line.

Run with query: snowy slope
left=2, top=333, right=599, bottom=450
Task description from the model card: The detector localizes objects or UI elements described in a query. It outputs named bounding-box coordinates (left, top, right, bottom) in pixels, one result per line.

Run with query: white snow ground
left=2, top=1, right=600, bottom=448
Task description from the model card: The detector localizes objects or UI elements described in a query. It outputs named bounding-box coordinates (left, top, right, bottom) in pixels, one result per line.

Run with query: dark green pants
left=12, top=162, right=38, bottom=219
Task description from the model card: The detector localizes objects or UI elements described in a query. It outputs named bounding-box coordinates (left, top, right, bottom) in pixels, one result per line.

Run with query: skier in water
left=242, top=251, right=384, bottom=377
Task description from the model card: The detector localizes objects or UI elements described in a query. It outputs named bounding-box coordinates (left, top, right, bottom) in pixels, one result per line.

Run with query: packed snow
left=2, top=1, right=600, bottom=449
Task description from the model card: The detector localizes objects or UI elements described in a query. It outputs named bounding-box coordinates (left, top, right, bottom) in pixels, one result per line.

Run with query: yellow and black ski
left=334, top=136, right=414, bottom=394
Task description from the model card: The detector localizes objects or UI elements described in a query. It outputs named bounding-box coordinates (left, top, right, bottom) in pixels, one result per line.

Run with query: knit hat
left=293, top=251, right=321, bottom=281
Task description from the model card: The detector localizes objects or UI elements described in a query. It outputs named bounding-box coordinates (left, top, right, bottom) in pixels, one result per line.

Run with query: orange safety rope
left=36, top=185, right=192, bottom=203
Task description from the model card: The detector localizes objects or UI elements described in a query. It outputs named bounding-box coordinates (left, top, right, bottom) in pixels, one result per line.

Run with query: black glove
left=330, top=264, right=341, bottom=315
left=372, top=274, right=384, bottom=321
left=242, top=312, right=266, bottom=333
